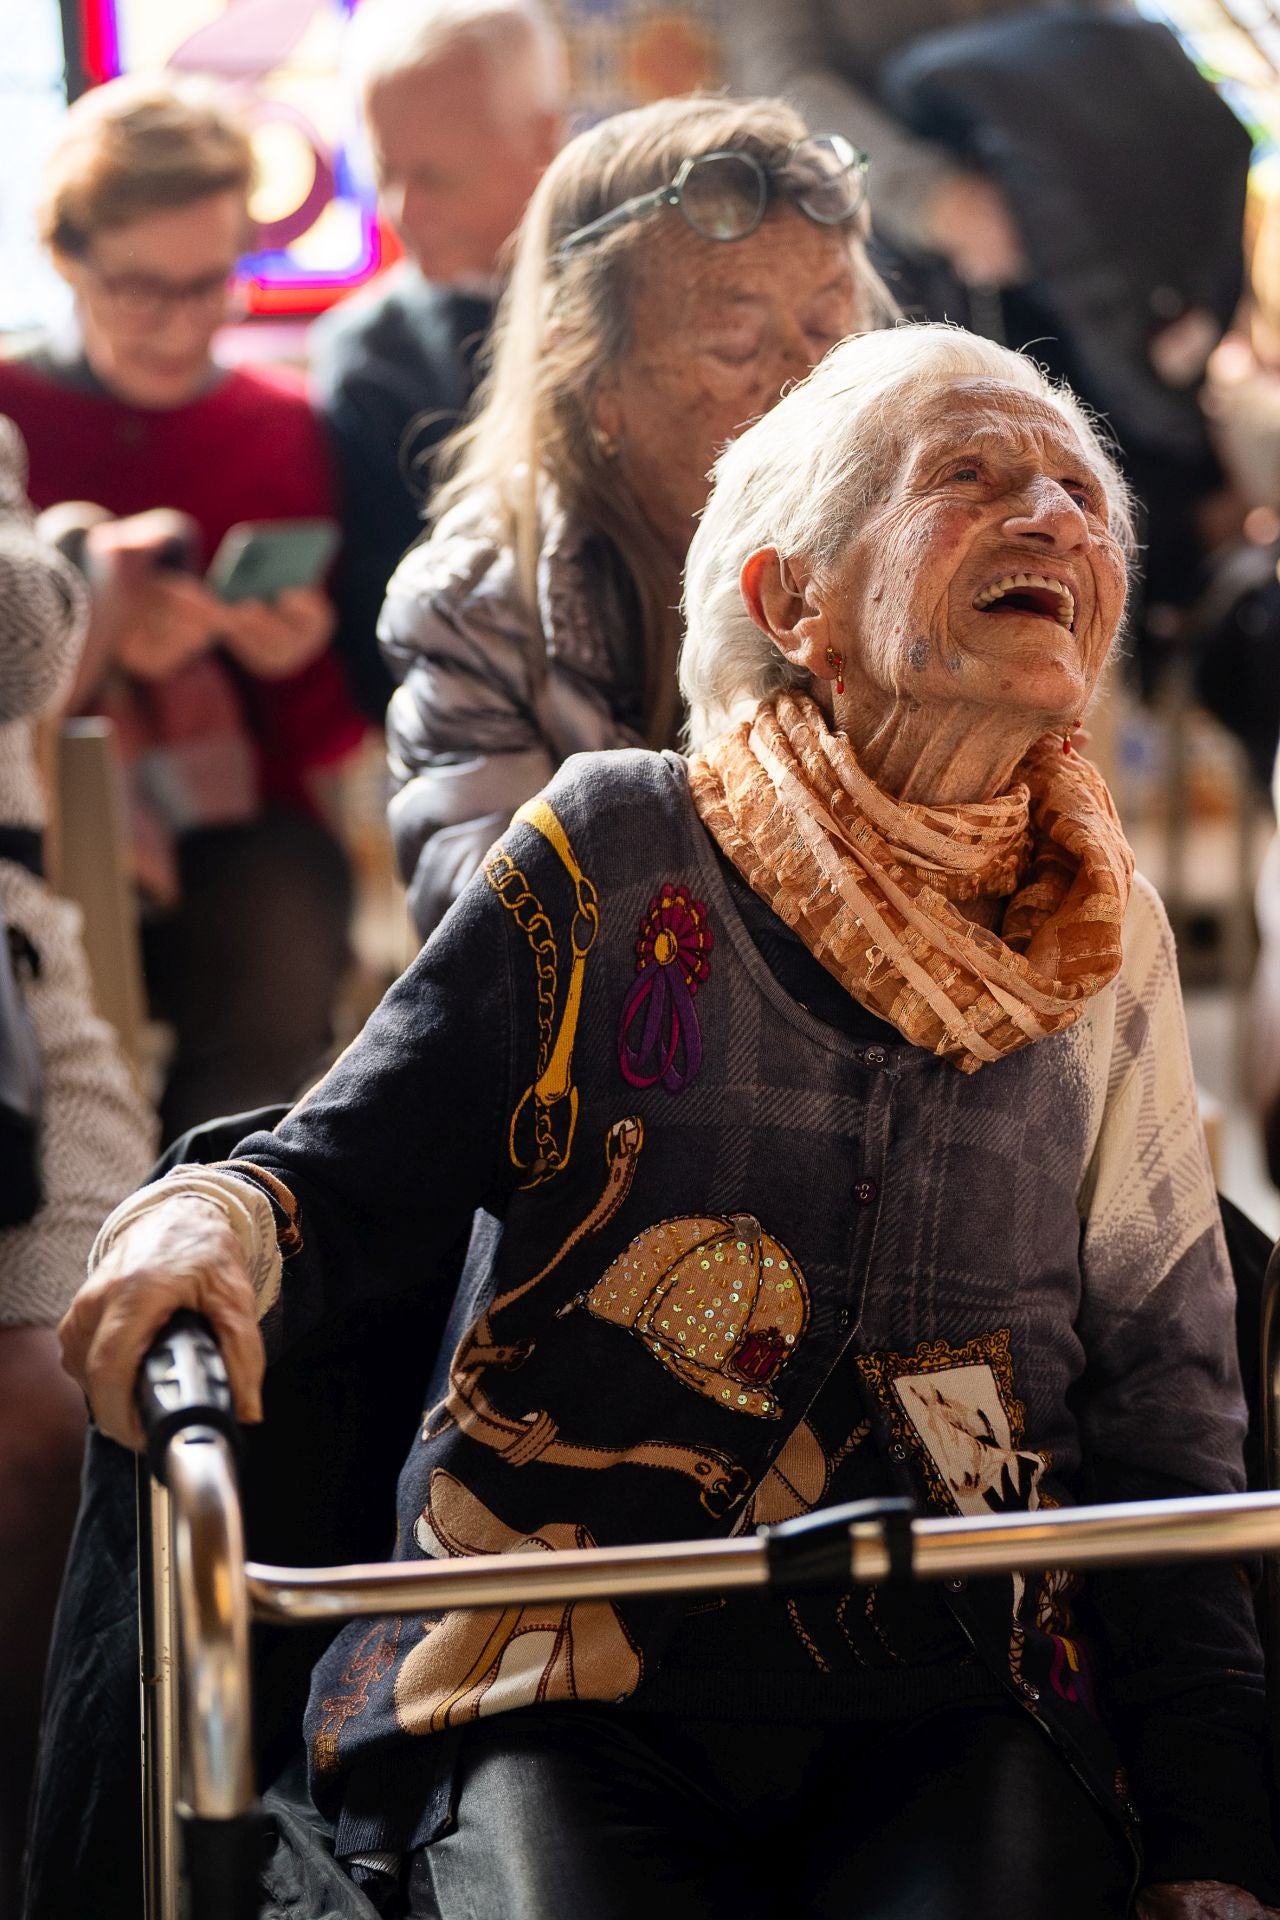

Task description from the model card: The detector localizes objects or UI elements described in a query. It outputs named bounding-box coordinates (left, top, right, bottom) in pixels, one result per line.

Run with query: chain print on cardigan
left=483, top=798, right=599, bottom=1187
left=311, top=1617, right=402, bottom=1776
left=420, top=1119, right=752, bottom=1518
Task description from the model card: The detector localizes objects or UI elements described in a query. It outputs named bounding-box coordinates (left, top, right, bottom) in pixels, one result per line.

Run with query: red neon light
left=80, top=0, right=121, bottom=81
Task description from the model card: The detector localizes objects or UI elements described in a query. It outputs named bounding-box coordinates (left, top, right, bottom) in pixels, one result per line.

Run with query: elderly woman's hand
left=219, top=585, right=335, bottom=681
left=1138, top=1883, right=1280, bottom=1918
left=59, top=1197, right=264, bottom=1453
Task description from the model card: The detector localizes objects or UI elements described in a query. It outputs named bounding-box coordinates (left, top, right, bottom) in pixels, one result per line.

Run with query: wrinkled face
left=59, top=190, right=243, bottom=410
left=366, top=53, right=557, bottom=282
left=595, top=206, right=861, bottom=562
left=821, top=379, right=1127, bottom=722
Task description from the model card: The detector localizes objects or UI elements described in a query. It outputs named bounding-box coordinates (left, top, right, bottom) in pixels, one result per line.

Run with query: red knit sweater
left=0, top=352, right=365, bottom=809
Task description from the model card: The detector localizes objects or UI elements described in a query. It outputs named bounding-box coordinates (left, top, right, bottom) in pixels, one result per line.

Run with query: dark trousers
left=142, top=808, right=352, bottom=1143
left=407, top=1699, right=1135, bottom=1920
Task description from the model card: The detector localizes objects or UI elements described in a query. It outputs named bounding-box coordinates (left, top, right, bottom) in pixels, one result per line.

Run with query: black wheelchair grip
left=181, top=1810, right=268, bottom=1920
left=137, top=1309, right=239, bottom=1483
left=764, top=1496, right=917, bottom=1591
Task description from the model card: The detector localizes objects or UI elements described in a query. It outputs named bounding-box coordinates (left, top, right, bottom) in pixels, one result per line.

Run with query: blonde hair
left=39, top=75, right=254, bottom=259
left=348, top=0, right=566, bottom=114
left=680, top=323, right=1135, bottom=747
left=431, top=95, right=890, bottom=748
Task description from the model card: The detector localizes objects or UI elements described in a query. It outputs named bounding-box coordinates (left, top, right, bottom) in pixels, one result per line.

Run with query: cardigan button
left=945, top=1577, right=966, bottom=1593
left=863, top=1044, right=888, bottom=1069
left=888, top=1442, right=907, bottom=1462
left=852, top=1178, right=878, bottom=1205
left=1018, top=1679, right=1040, bottom=1702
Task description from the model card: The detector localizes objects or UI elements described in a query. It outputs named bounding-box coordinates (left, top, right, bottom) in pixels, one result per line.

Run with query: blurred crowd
left=3, top=0, right=1280, bottom=1905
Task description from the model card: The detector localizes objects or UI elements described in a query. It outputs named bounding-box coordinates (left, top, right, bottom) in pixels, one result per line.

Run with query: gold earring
left=1062, top=718, right=1081, bottom=754
left=825, top=646, right=845, bottom=696
left=593, top=425, right=620, bottom=460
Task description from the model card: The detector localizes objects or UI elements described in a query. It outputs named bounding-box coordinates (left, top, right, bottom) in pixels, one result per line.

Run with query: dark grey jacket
left=728, top=0, right=1121, bottom=251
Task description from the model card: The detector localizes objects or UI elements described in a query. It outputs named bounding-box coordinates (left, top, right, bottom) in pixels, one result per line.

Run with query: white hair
left=347, top=0, right=566, bottom=114
left=679, top=323, right=1135, bottom=747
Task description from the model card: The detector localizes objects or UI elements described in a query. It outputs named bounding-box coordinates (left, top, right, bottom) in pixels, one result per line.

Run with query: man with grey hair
left=311, top=0, right=566, bottom=720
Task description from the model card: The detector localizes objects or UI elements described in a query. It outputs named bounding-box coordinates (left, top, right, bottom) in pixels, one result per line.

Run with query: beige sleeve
left=88, top=1166, right=284, bottom=1316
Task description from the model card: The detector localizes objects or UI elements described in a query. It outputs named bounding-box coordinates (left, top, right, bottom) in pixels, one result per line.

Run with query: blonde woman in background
left=383, top=93, right=889, bottom=936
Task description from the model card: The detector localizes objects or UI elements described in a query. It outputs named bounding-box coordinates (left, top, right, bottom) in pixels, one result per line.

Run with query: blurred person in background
left=0, top=417, right=155, bottom=1913
left=309, top=0, right=567, bottom=724
left=385, top=94, right=889, bottom=939
left=730, top=0, right=1252, bottom=681
left=0, top=76, right=365, bottom=1144
left=731, top=0, right=1032, bottom=289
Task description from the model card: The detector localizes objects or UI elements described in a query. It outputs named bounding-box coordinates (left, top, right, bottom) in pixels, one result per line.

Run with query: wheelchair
left=130, top=1212, right=1280, bottom=1920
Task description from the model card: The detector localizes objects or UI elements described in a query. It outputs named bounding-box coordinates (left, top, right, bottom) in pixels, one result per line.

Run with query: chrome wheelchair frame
left=137, top=1239, right=1280, bottom=1920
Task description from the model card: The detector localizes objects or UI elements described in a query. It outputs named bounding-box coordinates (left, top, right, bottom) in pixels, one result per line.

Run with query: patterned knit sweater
left=125, top=746, right=1275, bottom=1897
left=0, top=416, right=156, bottom=1325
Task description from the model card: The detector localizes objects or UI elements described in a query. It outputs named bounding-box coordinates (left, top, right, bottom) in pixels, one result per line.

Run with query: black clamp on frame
left=136, top=1309, right=240, bottom=1485
left=763, top=1497, right=916, bottom=1593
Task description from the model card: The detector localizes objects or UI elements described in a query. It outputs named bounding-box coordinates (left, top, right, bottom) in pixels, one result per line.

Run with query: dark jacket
left=309, top=266, right=493, bottom=723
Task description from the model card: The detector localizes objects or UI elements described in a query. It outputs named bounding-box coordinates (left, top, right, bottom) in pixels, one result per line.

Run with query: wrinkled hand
left=923, top=172, right=1025, bottom=287
left=59, top=1198, right=265, bottom=1453
left=85, top=510, right=226, bottom=682
left=1137, top=1882, right=1280, bottom=1918
left=218, top=585, right=335, bottom=680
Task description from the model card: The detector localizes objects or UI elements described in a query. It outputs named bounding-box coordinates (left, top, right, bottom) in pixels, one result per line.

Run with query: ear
left=739, top=548, right=831, bottom=675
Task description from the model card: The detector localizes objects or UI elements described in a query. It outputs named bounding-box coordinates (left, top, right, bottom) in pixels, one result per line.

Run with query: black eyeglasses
left=557, top=134, right=870, bottom=259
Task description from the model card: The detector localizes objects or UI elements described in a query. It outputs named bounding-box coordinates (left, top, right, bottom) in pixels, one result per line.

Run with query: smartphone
left=206, top=518, right=339, bottom=605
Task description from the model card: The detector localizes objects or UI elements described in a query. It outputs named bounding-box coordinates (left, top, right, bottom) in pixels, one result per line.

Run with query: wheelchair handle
left=137, top=1310, right=239, bottom=1484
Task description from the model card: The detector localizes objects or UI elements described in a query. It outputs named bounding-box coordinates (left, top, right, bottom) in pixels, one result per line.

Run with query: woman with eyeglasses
left=0, top=76, right=363, bottom=1142
left=385, top=94, right=886, bottom=939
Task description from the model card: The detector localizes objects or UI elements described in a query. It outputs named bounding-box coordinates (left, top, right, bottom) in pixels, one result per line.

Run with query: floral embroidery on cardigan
left=617, top=883, right=713, bottom=1093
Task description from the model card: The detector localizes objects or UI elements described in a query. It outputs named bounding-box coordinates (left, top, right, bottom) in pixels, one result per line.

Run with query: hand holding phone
left=84, top=510, right=225, bottom=683
left=218, top=586, right=336, bottom=681
left=205, top=519, right=339, bottom=605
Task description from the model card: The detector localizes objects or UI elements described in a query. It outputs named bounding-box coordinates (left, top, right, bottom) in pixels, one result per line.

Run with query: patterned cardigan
left=125, top=747, right=1276, bottom=1896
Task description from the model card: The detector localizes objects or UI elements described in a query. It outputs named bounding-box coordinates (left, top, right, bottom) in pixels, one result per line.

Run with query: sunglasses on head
left=557, top=133, right=870, bottom=259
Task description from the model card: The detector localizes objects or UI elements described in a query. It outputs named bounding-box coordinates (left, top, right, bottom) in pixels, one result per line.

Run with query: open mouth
left=972, top=572, right=1076, bottom=631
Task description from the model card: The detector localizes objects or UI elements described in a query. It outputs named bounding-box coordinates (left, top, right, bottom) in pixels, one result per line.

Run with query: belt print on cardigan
left=483, top=799, right=599, bottom=1186
left=421, top=1118, right=752, bottom=1516
left=617, top=882, right=713, bottom=1093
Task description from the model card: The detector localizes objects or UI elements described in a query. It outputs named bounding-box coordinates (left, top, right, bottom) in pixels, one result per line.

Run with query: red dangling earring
left=826, top=646, right=845, bottom=696
left=1062, top=719, right=1081, bottom=754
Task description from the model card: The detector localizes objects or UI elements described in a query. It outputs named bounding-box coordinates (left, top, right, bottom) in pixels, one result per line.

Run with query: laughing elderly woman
left=64, top=325, right=1279, bottom=1920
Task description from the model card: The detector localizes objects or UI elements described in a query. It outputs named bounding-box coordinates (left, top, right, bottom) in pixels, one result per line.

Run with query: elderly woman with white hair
left=63, top=325, right=1279, bottom=1918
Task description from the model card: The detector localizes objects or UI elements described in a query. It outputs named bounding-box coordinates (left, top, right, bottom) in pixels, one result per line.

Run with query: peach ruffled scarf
left=686, top=691, right=1134, bottom=1072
